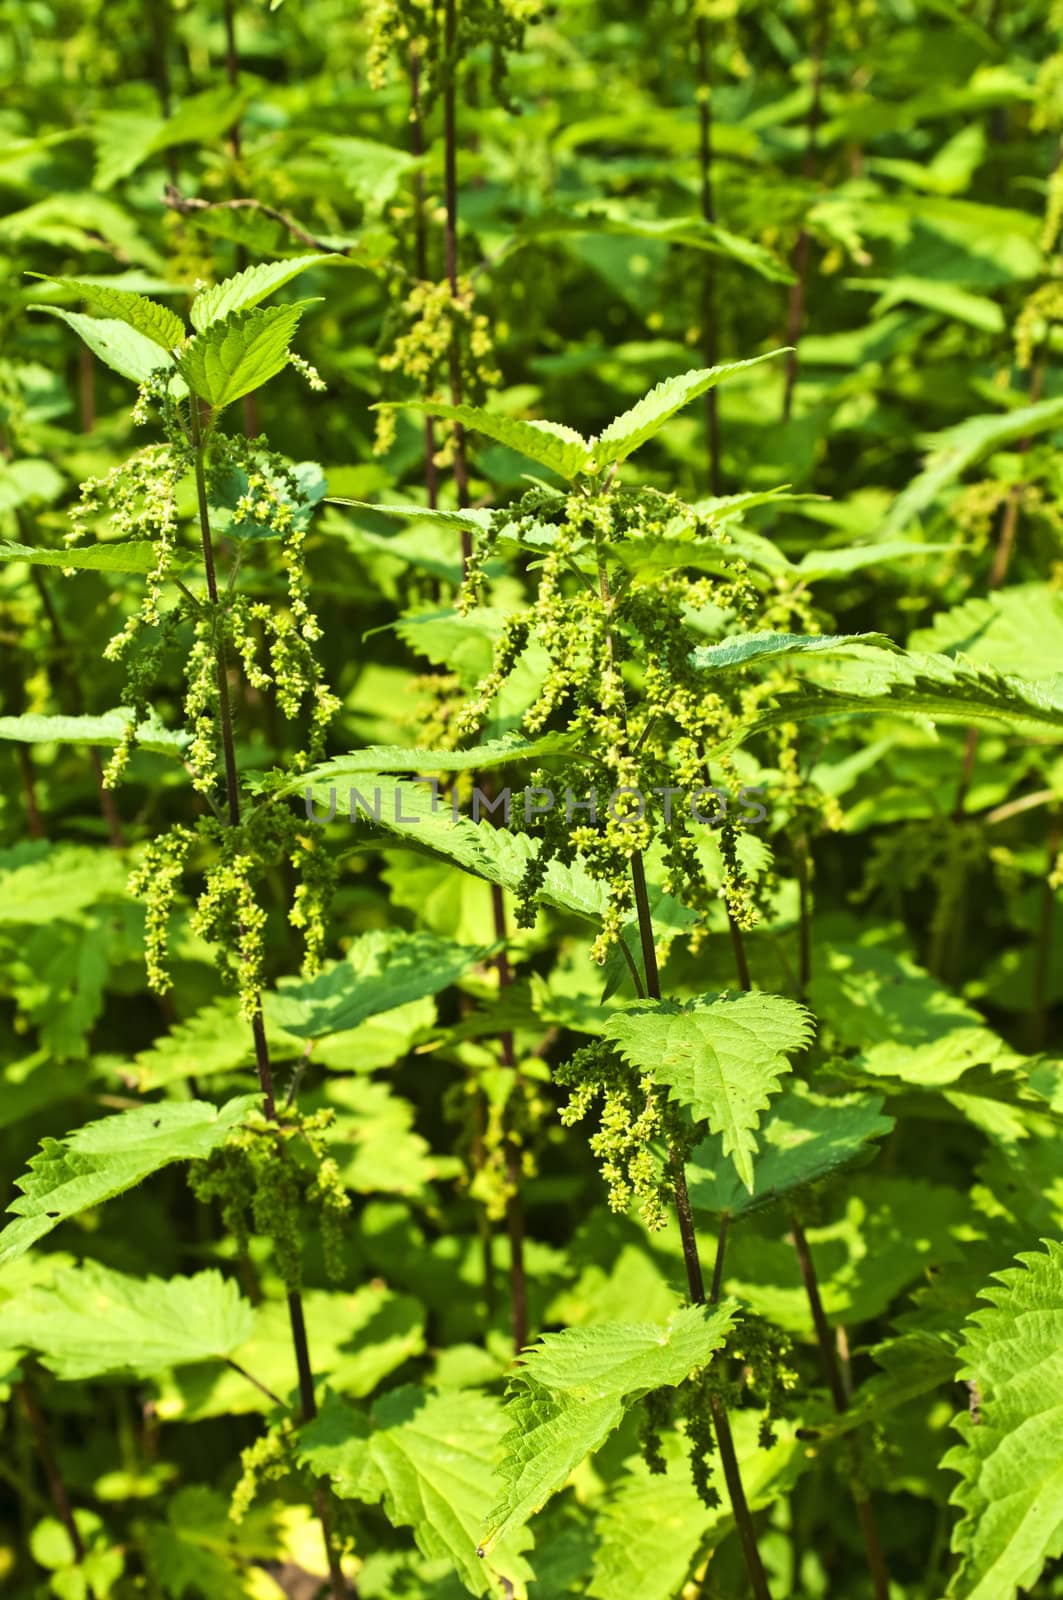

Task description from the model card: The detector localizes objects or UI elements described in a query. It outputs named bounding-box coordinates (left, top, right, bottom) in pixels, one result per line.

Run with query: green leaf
left=209, top=458, right=326, bottom=542
left=177, top=301, right=310, bottom=409
left=327, top=498, right=495, bottom=533
left=316, top=136, right=422, bottom=211
left=387, top=401, right=592, bottom=480
left=909, top=584, right=1063, bottom=679
left=587, top=1419, right=805, bottom=1600
left=943, top=1241, right=1063, bottom=1600
left=713, top=645, right=1063, bottom=757
left=157, top=1283, right=424, bottom=1419
left=0, top=842, right=128, bottom=924
left=883, top=397, right=1063, bottom=536
left=691, top=630, right=896, bottom=673
left=513, top=208, right=794, bottom=283
left=145, top=85, right=249, bottom=159
left=0, top=1096, right=258, bottom=1267
left=604, top=993, right=814, bottom=1191
left=0, top=460, right=65, bottom=513
left=0, top=709, right=188, bottom=756
left=30, top=306, right=173, bottom=384
left=481, top=1303, right=739, bottom=1554
left=0, top=1262, right=253, bottom=1379
left=30, top=277, right=184, bottom=349
left=321, top=1076, right=450, bottom=1197
left=189, top=255, right=337, bottom=331
left=300, top=1388, right=533, bottom=1598
left=686, top=1080, right=893, bottom=1217
left=0, top=539, right=171, bottom=574
left=293, top=769, right=609, bottom=923
left=794, top=540, right=955, bottom=582
left=283, top=731, right=573, bottom=793
left=589, top=352, right=788, bottom=470
left=266, top=929, right=491, bottom=1040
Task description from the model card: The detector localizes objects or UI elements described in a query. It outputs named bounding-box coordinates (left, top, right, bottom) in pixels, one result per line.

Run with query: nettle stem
left=728, top=896, right=889, bottom=1595
left=188, top=401, right=346, bottom=1597
left=491, top=881, right=529, bottom=1354
left=790, top=1217, right=890, bottom=1600
left=781, top=0, right=828, bottom=423
left=628, top=851, right=770, bottom=1600
left=694, top=12, right=722, bottom=495
left=443, top=0, right=472, bottom=567
left=17, top=1378, right=84, bottom=1564
left=30, top=563, right=124, bottom=849
left=408, top=44, right=440, bottom=510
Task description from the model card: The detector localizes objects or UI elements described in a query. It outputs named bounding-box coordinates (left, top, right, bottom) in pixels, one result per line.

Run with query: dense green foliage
left=2, top=1, right=1063, bottom=1596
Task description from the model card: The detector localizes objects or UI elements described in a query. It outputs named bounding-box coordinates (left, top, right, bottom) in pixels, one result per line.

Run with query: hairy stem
left=491, top=881, right=529, bottom=1353
left=443, top=0, right=472, bottom=569
left=189, top=401, right=345, bottom=1596
left=16, top=744, right=44, bottom=839
left=30, top=563, right=124, bottom=848
left=790, top=1217, right=889, bottom=1599
left=694, top=12, right=722, bottom=494
left=18, top=1379, right=84, bottom=1563
left=409, top=45, right=440, bottom=510
left=794, top=826, right=812, bottom=995
left=954, top=355, right=1044, bottom=819
left=781, top=0, right=828, bottom=423
left=629, top=852, right=769, bottom=1599
left=1031, top=809, right=1061, bottom=1052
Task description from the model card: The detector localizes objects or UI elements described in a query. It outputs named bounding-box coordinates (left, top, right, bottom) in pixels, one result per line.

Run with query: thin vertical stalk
left=794, top=826, right=812, bottom=996
left=694, top=11, right=722, bottom=494
left=30, top=564, right=124, bottom=849
left=781, top=0, right=828, bottom=423
left=220, top=0, right=260, bottom=440
left=188, top=401, right=345, bottom=1597
left=790, top=1218, right=889, bottom=1600
left=629, top=853, right=770, bottom=1600
left=16, top=745, right=45, bottom=839
left=17, top=1379, right=84, bottom=1563
left=596, top=472, right=767, bottom=1596
left=491, top=881, right=529, bottom=1353
left=1031, top=809, right=1061, bottom=1052
left=954, top=357, right=1045, bottom=819
left=148, top=0, right=180, bottom=188
left=409, top=46, right=440, bottom=510
left=443, top=0, right=472, bottom=570
left=725, top=858, right=888, bottom=1593
left=222, top=0, right=242, bottom=160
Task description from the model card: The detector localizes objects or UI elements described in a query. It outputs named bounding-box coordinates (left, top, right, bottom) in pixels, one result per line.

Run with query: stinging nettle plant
left=7, top=6, right=1063, bottom=1595
left=19, top=259, right=355, bottom=1594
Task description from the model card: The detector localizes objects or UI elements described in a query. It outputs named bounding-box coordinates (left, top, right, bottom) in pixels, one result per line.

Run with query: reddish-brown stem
left=954, top=357, right=1044, bottom=818
left=709, top=1213, right=729, bottom=1305
left=629, top=851, right=768, bottom=1599
left=148, top=0, right=180, bottom=188
left=791, top=1217, right=889, bottom=1598
left=226, top=1358, right=286, bottom=1408
left=794, top=826, right=812, bottom=995
left=781, top=0, right=828, bottom=422
left=1031, top=810, right=1062, bottom=1052
left=16, top=745, right=45, bottom=839
left=164, top=187, right=345, bottom=255
left=30, top=564, right=124, bottom=848
left=443, top=0, right=472, bottom=568
left=491, top=881, right=528, bottom=1353
left=18, top=1380, right=84, bottom=1563
left=409, top=46, right=439, bottom=509
left=189, top=400, right=344, bottom=1595
left=77, top=345, right=95, bottom=434
left=222, top=0, right=242, bottom=160
left=695, top=13, right=722, bottom=494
